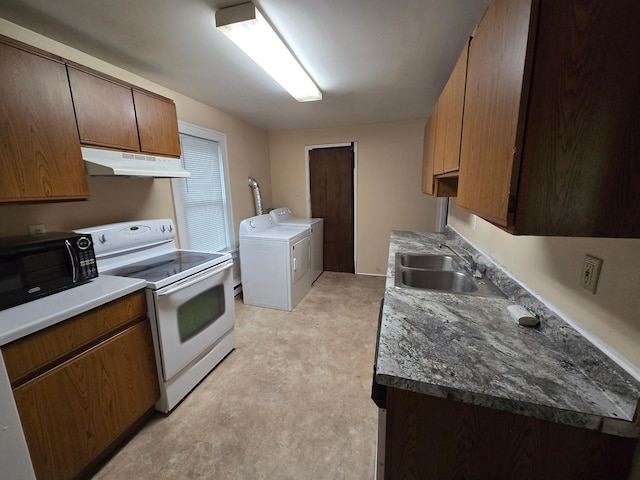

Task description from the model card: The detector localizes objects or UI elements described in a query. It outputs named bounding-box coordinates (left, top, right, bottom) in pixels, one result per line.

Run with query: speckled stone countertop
left=375, top=229, right=640, bottom=437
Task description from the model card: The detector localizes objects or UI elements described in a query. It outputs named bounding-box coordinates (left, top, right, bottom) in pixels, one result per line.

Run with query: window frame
left=171, top=120, right=235, bottom=253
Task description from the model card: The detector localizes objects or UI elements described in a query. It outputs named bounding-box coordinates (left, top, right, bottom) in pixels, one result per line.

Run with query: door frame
left=304, top=142, right=358, bottom=273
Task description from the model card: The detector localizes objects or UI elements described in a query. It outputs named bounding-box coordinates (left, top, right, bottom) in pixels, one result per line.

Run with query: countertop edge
left=377, top=373, right=640, bottom=438
left=0, top=275, right=147, bottom=346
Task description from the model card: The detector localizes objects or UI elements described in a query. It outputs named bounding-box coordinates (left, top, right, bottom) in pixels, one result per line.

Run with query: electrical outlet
left=579, top=254, right=602, bottom=294
left=28, top=223, right=46, bottom=236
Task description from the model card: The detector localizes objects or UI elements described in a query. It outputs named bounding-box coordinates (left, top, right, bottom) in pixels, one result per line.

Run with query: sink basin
left=396, top=253, right=462, bottom=271
left=400, top=269, right=476, bottom=292
left=394, top=252, right=505, bottom=297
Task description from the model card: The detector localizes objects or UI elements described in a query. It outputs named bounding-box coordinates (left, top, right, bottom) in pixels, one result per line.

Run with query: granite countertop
left=375, top=229, right=640, bottom=438
left=0, top=275, right=146, bottom=346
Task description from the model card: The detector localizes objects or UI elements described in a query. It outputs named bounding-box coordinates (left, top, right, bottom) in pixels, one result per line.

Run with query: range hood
left=82, top=147, right=190, bottom=178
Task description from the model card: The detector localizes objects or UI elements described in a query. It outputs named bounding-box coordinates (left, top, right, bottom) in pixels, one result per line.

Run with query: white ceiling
left=0, top=0, right=490, bottom=130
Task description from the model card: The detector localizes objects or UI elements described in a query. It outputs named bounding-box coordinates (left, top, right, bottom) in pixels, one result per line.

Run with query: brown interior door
left=309, top=146, right=354, bottom=273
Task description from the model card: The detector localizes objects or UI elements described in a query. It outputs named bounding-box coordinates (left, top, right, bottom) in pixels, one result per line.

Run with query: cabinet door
left=133, top=90, right=181, bottom=156
left=421, top=109, right=437, bottom=194
left=386, top=388, right=637, bottom=479
left=0, top=40, right=88, bottom=202
left=13, top=320, right=159, bottom=480
left=441, top=44, right=468, bottom=173
left=3, top=291, right=147, bottom=386
left=514, top=0, right=640, bottom=237
left=433, top=100, right=446, bottom=174
left=457, top=0, right=535, bottom=226
left=68, top=66, right=139, bottom=151
left=432, top=43, right=469, bottom=176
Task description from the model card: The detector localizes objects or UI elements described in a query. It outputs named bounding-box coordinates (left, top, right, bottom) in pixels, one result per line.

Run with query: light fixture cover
left=216, top=3, right=322, bottom=102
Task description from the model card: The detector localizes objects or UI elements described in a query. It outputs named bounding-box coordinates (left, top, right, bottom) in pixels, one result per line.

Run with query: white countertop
left=0, top=275, right=146, bottom=346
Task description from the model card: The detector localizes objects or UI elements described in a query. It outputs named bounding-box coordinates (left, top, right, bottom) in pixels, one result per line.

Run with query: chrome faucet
left=438, top=243, right=478, bottom=275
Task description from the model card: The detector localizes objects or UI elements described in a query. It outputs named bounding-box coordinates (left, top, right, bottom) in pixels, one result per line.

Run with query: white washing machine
left=270, top=207, right=324, bottom=283
left=239, top=214, right=312, bottom=311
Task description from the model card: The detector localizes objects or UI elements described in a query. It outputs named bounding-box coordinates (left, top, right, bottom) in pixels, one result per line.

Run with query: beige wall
left=449, top=200, right=640, bottom=377
left=268, top=120, right=440, bottom=275
left=0, top=19, right=271, bottom=245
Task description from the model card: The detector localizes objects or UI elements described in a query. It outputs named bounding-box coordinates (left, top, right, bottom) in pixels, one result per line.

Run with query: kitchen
left=1, top=0, right=640, bottom=478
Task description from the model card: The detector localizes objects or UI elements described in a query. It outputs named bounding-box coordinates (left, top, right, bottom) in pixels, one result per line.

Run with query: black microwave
left=0, top=232, right=98, bottom=311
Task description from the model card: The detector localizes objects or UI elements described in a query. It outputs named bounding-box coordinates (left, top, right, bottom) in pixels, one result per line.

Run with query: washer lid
left=269, top=207, right=322, bottom=226
left=240, top=224, right=309, bottom=242
left=272, top=217, right=323, bottom=226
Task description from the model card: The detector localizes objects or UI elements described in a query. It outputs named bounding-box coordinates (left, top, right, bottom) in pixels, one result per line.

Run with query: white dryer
left=239, top=214, right=311, bottom=311
left=270, top=207, right=323, bottom=283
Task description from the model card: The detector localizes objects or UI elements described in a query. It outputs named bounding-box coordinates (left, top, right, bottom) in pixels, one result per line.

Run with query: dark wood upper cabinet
left=67, top=66, right=139, bottom=151
left=0, top=37, right=88, bottom=203
left=421, top=109, right=437, bottom=195
left=421, top=41, right=468, bottom=198
left=133, top=90, right=181, bottom=156
left=67, top=64, right=181, bottom=157
left=434, top=42, right=469, bottom=176
left=457, top=0, right=640, bottom=237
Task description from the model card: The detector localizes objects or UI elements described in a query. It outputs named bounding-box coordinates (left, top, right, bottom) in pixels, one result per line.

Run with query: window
left=172, top=121, right=234, bottom=253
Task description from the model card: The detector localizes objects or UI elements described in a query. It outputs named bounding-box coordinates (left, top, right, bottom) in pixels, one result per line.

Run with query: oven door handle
left=156, top=261, right=232, bottom=297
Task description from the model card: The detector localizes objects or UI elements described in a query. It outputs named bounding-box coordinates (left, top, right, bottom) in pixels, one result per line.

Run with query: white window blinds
left=172, top=125, right=234, bottom=253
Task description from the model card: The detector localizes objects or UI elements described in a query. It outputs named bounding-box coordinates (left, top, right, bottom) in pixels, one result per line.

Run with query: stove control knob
left=161, top=225, right=166, bottom=232
left=249, top=220, right=256, bottom=229
left=168, top=224, right=173, bottom=232
left=98, top=234, right=107, bottom=244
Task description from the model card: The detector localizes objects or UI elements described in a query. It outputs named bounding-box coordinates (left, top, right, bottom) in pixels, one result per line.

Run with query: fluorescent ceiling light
left=216, top=2, right=322, bottom=102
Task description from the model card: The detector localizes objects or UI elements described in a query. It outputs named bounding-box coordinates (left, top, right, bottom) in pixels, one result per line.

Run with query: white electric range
left=76, top=219, right=235, bottom=413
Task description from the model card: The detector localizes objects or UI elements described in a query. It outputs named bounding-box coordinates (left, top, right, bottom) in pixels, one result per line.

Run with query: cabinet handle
left=65, top=240, right=78, bottom=283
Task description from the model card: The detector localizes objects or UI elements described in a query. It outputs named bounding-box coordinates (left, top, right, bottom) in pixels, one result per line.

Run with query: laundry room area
left=239, top=176, right=325, bottom=312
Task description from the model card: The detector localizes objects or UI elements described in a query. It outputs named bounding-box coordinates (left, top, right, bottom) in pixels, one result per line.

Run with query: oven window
left=177, top=284, right=226, bottom=343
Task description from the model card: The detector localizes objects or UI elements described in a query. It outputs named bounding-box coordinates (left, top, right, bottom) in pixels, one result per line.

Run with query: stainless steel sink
left=396, top=253, right=462, bottom=271
left=394, top=253, right=505, bottom=297
left=400, top=269, right=476, bottom=292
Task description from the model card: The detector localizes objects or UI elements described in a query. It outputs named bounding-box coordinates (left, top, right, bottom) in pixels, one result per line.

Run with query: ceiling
left=0, top=0, right=490, bottom=130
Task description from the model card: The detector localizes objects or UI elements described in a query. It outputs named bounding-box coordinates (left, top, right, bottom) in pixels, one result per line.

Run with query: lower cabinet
left=385, top=387, right=638, bottom=480
left=1, top=291, right=159, bottom=480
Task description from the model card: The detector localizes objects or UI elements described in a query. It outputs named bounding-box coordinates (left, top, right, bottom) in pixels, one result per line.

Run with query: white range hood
left=82, top=147, right=190, bottom=178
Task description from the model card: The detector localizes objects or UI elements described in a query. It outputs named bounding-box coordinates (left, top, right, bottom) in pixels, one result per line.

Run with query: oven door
left=152, top=259, right=234, bottom=381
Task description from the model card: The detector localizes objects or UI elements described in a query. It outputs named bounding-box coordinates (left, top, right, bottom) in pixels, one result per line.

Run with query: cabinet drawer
left=2, top=290, right=146, bottom=386
left=13, top=319, right=159, bottom=480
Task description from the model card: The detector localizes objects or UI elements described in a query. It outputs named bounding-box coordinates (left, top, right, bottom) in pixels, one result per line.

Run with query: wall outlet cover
left=28, top=224, right=46, bottom=236
left=580, top=254, right=602, bottom=294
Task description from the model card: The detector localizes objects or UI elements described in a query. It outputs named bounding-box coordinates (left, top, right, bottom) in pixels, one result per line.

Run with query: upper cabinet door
left=0, top=40, right=88, bottom=202
left=457, top=0, right=535, bottom=227
left=421, top=109, right=437, bottom=195
left=439, top=43, right=469, bottom=174
left=133, top=90, right=181, bottom=157
left=68, top=66, right=139, bottom=151
left=457, top=0, right=640, bottom=236
left=514, top=0, right=640, bottom=237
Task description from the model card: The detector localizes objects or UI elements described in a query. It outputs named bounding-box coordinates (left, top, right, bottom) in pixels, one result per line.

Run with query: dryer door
left=291, top=235, right=310, bottom=284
